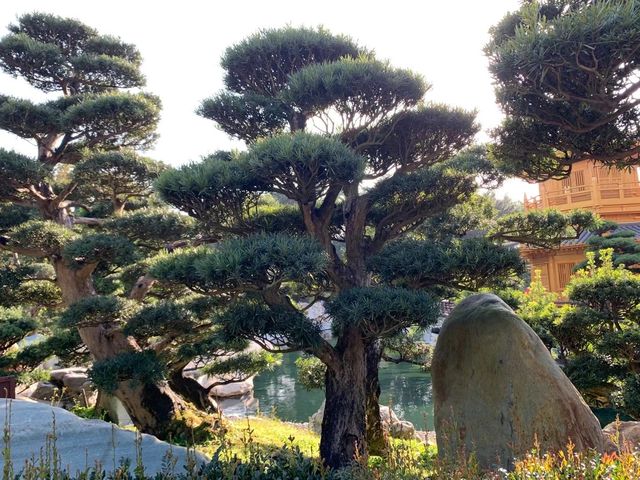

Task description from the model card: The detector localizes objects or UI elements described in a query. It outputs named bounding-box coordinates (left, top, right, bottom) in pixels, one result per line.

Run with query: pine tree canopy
left=487, top=0, right=640, bottom=180
left=0, top=12, right=144, bottom=93
left=0, top=13, right=159, bottom=169
left=0, top=307, right=36, bottom=353
left=370, top=237, right=525, bottom=292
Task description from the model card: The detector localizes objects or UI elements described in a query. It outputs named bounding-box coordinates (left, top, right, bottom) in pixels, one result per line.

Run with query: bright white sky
left=0, top=0, right=540, bottom=201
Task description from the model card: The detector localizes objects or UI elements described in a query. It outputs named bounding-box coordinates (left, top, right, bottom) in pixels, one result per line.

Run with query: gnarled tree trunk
left=320, top=327, right=368, bottom=469
left=365, top=340, right=387, bottom=456
left=168, top=369, right=218, bottom=413
left=54, top=258, right=191, bottom=438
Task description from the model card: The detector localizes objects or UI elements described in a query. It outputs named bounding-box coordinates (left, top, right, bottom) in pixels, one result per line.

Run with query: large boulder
left=603, top=421, right=640, bottom=453
left=0, top=400, right=208, bottom=476
left=390, top=420, right=416, bottom=440
left=61, top=372, right=90, bottom=392
left=50, top=367, right=87, bottom=383
left=432, top=294, right=604, bottom=470
left=208, top=377, right=254, bottom=398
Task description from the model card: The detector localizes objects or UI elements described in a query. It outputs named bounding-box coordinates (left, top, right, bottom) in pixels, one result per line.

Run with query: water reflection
left=219, top=352, right=434, bottom=430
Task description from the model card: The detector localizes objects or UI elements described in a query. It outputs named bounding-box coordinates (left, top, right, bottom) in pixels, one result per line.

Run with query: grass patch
left=202, top=415, right=320, bottom=458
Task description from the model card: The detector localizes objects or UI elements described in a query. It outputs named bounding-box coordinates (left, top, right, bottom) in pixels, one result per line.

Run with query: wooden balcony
left=524, top=181, right=640, bottom=212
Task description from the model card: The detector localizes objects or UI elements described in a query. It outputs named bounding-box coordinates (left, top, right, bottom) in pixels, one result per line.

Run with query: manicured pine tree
left=486, top=0, right=640, bottom=181
left=0, top=13, right=271, bottom=437
left=556, top=249, right=640, bottom=417
left=154, top=27, right=601, bottom=467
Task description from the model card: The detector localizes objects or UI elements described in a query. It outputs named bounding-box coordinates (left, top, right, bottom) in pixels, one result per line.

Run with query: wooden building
left=520, top=160, right=640, bottom=293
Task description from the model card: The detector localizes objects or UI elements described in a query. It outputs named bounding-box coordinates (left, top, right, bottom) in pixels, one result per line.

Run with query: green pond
left=217, top=352, right=627, bottom=430
left=219, top=352, right=435, bottom=430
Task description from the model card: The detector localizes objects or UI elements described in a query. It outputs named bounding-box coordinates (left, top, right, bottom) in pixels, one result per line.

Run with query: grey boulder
left=432, top=294, right=604, bottom=470
left=0, top=400, right=208, bottom=476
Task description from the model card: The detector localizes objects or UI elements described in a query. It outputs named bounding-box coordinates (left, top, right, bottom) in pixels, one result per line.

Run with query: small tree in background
left=555, top=249, right=640, bottom=415
left=513, top=270, right=562, bottom=355
left=154, top=27, right=601, bottom=467
left=574, top=222, right=640, bottom=273
left=487, top=0, right=640, bottom=181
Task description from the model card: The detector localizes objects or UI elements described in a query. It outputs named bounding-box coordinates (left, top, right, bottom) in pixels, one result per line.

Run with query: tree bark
left=365, top=341, right=387, bottom=456
left=77, top=323, right=188, bottom=438
left=54, top=258, right=191, bottom=438
left=168, top=370, right=219, bottom=412
left=320, top=327, right=368, bottom=469
left=53, top=260, right=96, bottom=304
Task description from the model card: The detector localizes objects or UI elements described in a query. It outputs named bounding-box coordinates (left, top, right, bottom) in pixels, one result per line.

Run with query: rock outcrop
left=208, top=377, right=254, bottom=398
left=603, top=421, right=640, bottom=452
left=0, top=400, right=208, bottom=476
left=23, top=368, right=96, bottom=409
left=432, top=294, right=604, bottom=470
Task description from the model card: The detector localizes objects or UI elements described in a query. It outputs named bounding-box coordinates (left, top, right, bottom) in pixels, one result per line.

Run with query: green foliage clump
left=103, top=208, right=195, bottom=247
left=14, top=329, right=85, bottom=369
left=491, top=209, right=602, bottom=249
left=0, top=150, right=49, bottom=201
left=6, top=220, right=76, bottom=255
left=284, top=57, right=427, bottom=120
left=149, top=247, right=213, bottom=292
left=198, top=92, right=290, bottom=143
left=217, top=300, right=322, bottom=352
left=328, top=287, right=439, bottom=339
left=530, top=248, right=640, bottom=415
left=0, top=261, right=59, bottom=307
left=371, top=237, right=524, bottom=293
left=295, top=355, right=326, bottom=391
left=203, top=351, right=280, bottom=378
left=73, top=150, right=166, bottom=206
left=575, top=224, right=640, bottom=273
left=155, top=151, right=260, bottom=229
left=90, top=350, right=165, bottom=393
left=62, top=233, right=138, bottom=269
left=361, top=107, right=479, bottom=177
left=0, top=12, right=144, bottom=93
left=0, top=204, right=36, bottom=232
left=59, top=295, right=132, bottom=328
left=221, top=26, right=363, bottom=96
left=246, top=132, right=365, bottom=203
left=124, top=301, right=194, bottom=338
left=0, top=307, right=36, bottom=353
left=515, top=270, right=562, bottom=351
left=195, top=233, right=328, bottom=289
left=487, top=1, right=640, bottom=180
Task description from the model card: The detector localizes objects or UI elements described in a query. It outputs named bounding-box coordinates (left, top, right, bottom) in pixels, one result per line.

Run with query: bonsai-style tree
left=154, top=27, right=599, bottom=467
left=573, top=222, right=640, bottom=273
left=0, top=14, right=269, bottom=437
left=555, top=249, right=640, bottom=416
left=486, top=0, right=640, bottom=181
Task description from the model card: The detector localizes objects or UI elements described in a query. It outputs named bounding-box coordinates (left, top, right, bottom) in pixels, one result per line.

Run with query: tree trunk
left=365, top=341, right=387, bottom=456
left=53, top=260, right=96, bottom=304
left=77, top=323, right=188, bottom=438
left=54, top=258, right=190, bottom=438
left=168, top=370, right=219, bottom=412
left=320, top=327, right=368, bottom=469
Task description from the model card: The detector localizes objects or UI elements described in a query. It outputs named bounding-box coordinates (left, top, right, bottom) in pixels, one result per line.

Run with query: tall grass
left=2, top=401, right=639, bottom=480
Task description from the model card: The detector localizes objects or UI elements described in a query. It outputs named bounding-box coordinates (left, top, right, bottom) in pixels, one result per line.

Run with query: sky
left=0, top=0, right=540, bottom=201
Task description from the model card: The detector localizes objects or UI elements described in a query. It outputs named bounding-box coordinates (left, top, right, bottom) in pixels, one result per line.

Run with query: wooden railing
left=524, top=182, right=640, bottom=211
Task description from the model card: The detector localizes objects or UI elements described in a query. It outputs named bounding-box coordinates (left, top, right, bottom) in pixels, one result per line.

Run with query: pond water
left=218, top=352, right=435, bottom=430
